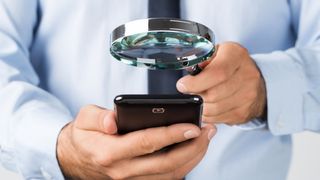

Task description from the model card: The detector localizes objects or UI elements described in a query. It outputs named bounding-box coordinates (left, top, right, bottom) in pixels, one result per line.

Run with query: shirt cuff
left=252, top=51, right=305, bottom=135
left=13, top=105, right=72, bottom=179
left=231, top=118, right=267, bottom=131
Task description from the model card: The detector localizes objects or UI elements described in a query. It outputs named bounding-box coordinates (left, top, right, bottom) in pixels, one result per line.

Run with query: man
left=0, top=0, right=319, bottom=179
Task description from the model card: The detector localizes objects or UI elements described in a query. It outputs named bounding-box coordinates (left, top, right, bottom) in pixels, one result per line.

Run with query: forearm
left=250, top=0, right=320, bottom=135
left=0, top=0, right=73, bottom=178
left=252, top=46, right=320, bottom=135
left=0, top=70, right=73, bottom=179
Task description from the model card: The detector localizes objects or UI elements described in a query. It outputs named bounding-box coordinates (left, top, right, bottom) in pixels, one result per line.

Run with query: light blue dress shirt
left=0, top=0, right=320, bottom=179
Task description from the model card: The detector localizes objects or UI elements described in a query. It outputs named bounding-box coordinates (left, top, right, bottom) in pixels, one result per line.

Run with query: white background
left=1, top=132, right=320, bottom=179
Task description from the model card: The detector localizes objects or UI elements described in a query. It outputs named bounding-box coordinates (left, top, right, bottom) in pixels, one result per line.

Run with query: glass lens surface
left=110, top=31, right=214, bottom=69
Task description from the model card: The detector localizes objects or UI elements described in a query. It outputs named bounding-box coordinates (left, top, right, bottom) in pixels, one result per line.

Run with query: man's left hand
left=177, top=42, right=267, bottom=125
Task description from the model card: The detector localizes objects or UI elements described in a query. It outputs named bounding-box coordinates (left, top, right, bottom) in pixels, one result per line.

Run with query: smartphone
left=114, top=94, right=203, bottom=134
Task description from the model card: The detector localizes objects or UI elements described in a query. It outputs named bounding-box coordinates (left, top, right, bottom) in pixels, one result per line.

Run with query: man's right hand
left=57, top=105, right=216, bottom=180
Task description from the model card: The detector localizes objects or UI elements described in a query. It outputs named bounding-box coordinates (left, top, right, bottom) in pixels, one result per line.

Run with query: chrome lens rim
left=110, top=18, right=215, bottom=70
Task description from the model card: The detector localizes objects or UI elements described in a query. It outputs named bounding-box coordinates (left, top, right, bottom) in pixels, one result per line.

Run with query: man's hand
left=177, top=42, right=267, bottom=125
left=57, top=105, right=216, bottom=179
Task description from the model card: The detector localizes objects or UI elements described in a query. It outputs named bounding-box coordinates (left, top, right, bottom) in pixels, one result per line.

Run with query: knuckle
left=78, top=104, right=96, bottom=116
left=107, top=169, right=127, bottom=180
left=239, top=46, right=249, bottom=56
left=223, top=42, right=246, bottom=54
left=82, top=104, right=96, bottom=111
left=220, top=42, right=249, bottom=60
left=99, top=109, right=112, bottom=123
left=138, top=131, right=156, bottom=154
left=94, top=153, right=114, bottom=166
left=230, top=42, right=242, bottom=49
left=78, top=107, right=88, bottom=117
left=232, top=43, right=248, bottom=55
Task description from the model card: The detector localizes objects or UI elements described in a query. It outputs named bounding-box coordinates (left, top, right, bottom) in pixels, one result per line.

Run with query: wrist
left=57, top=122, right=81, bottom=179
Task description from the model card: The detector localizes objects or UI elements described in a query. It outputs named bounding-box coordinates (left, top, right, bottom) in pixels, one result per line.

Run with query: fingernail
left=184, top=130, right=200, bottom=139
left=207, top=129, right=216, bottom=141
left=177, top=82, right=188, bottom=93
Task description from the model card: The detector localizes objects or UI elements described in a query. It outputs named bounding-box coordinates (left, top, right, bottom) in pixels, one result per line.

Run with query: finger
left=96, top=123, right=201, bottom=165
left=177, top=44, right=243, bottom=93
left=122, top=125, right=216, bottom=177
left=200, top=67, right=242, bottom=103
left=74, top=105, right=117, bottom=134
left=202, top=101, right=252, bottom=125
left=202, top=73, right=260, bottom=117
left=202, top=86, right=253, bottom=117
left=128, top=150, right=207, bottom=180
left=173, top=145, right=208, bottom=178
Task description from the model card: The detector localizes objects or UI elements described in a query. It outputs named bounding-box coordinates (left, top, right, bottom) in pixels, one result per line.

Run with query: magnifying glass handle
left=189, top=64, right=203, bottom=76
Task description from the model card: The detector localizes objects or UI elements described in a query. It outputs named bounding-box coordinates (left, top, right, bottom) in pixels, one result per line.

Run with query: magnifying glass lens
left=111, top=31, right=214, bottom=69
left=110, top=18, right=215, bottom=70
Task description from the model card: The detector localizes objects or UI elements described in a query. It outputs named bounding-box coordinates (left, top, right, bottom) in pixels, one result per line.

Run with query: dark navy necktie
left=148, top=0, right=183, bottom=94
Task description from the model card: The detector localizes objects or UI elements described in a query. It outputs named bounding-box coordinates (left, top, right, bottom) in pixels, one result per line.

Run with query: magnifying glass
left=110, top=18, right=215, bottom=75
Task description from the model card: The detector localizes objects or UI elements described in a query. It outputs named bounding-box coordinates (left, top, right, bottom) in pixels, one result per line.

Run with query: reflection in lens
left=110, top=31, right=214, bottom=69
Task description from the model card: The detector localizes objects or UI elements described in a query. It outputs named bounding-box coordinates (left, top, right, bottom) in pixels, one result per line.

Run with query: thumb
left=74, top=105, right=117, bottom=134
